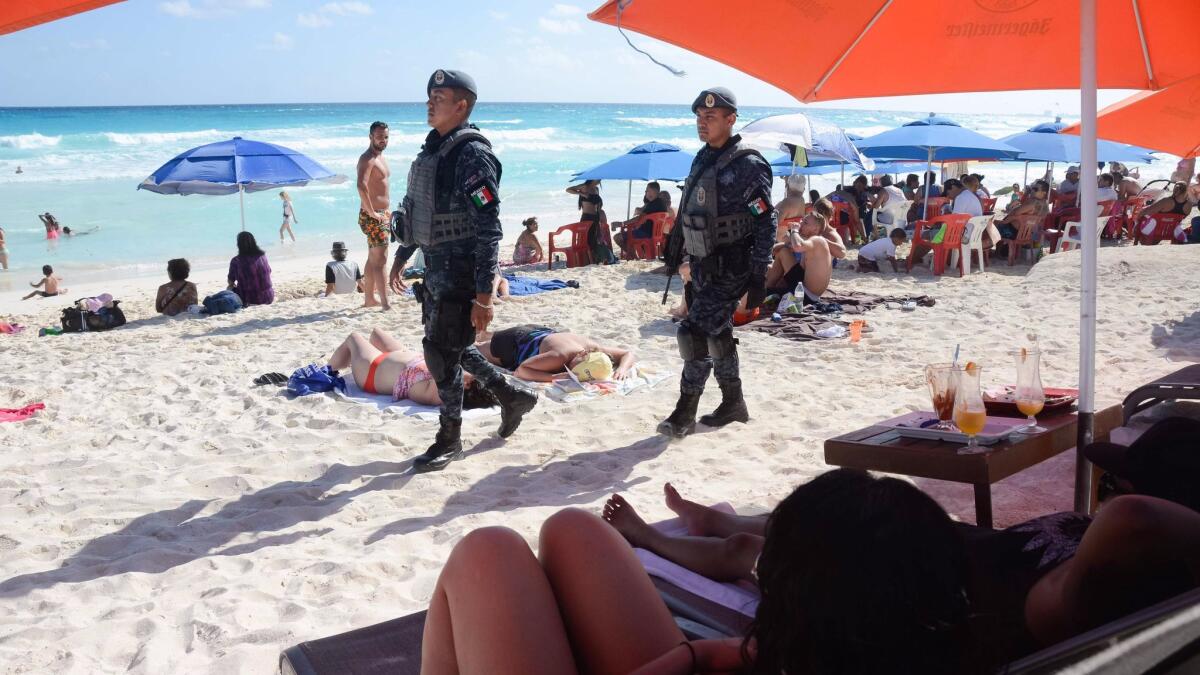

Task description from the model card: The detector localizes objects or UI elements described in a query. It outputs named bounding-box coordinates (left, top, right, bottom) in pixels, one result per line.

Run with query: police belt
left=695, top=237, right=752, bottom=276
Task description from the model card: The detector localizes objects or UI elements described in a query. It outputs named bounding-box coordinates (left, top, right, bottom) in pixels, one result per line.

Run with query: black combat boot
left=413, top=416, right=463, bottom=472
left=490, top=378, right=539, bottom=438
left=657, top=392, right=701, bottom=438
left=699, top=381, right=750, bottom=428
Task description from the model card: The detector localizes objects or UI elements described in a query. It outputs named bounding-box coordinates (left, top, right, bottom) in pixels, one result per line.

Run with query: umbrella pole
left=923, top=148, right=933, bottom=219
left=239, top=184, right=246, bottom=232
left=627, top=181, right=633, bottom=220
left=1023, top=161, right=1029, bottom=189
left=1076, top=0, right=1098, bottom=515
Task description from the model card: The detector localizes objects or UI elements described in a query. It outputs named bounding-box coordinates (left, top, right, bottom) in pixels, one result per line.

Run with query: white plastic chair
left=949, top=215, right=990, bottom=276
left=1058, top=216, right=1111, bottom=253
left=871, top=199, right=911, bottom=238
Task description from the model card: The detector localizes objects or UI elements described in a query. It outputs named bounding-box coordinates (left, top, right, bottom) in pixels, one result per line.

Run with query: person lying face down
left=475, top=324, right=636, bottom=383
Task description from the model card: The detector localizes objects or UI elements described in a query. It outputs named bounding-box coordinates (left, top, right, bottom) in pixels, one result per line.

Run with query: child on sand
left=512, top=217, right=543, bottom=264
left=856, top=228, right=907, bottom=273
left=22, top=265, right=67, bottom=299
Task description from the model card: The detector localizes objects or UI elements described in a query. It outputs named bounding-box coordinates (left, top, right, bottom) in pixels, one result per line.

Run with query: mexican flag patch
left=748, top=197, right=769, bottom=216
left=470, top=186, right=495, bottom=207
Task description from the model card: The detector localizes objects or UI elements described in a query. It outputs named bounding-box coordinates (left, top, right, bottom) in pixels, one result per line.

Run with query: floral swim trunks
left=358, top=209, right=389, bottom=249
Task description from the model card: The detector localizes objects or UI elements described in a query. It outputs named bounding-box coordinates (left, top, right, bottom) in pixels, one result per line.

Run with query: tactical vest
left=679, top=142, right=763, bottom=259
left=400, top=128, right=490, bottom=248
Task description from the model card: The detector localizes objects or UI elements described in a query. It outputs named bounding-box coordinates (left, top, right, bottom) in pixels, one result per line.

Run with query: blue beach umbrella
left=770, top=156, right=924, bottom=177
left=1001, top=118, right=1156, bottom=164
left=854, top=114, right=1020, bottom=206
left=572, top=141, right=694, bottom=217
left=138, top=136, right=347, bottom=230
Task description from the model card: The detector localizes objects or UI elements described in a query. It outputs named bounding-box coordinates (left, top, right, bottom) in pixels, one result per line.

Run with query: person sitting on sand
left=329, top=327, right=497, bottom=407
left=773, top=175, right=809, bottom=239
left=476, top=324, right=635, bottom=382
left=227, top=231, right=274, bottom=306
left=155, top=258, right=198, bottom=316
left=421, top=469, right=985, bottom=675
left=513, top=217, right=544, bottom=265
left=759, top=210, right=834, bottom=302
left=324, top=241, right=362, bottom=296
left=22, top=265, right=67, bottom=300
left=857, top=228, right=907, bottom=273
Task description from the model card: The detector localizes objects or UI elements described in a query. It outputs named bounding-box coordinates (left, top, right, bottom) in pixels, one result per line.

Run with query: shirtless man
left=356, top=121, right=391, bottom=310
left=772, top=174, right=808, bottom=241
left=476, top=324, right=636, bottom=383
left=761, top=211, right=833, bottom=301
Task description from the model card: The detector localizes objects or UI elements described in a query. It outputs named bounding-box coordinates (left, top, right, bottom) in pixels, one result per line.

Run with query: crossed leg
left=421, top=508, right=683, bottom=675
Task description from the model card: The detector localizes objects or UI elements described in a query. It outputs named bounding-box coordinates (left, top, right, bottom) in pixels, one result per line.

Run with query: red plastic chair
left=930, top=216, right=969, bottom=276
left=980, top=197, right=997, bottom=215
left=830, top=201, right=859, bottom=243
left=1124, top=195, right=1158, bottom=240
left=1007, top=214, right=1043, bottom=266
left=624, top=213, right=673, bottom=261
left=906, top=213, right=968, bottom=273
left=1133, top=213, right=1187, bottom=246
left=921, top=196, right=949, bottom=220
left=547, top=222, right=593, bottom=270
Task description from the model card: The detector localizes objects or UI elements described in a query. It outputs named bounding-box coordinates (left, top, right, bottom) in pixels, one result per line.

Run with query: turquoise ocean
left=0, top=103, right=1082, bottom=285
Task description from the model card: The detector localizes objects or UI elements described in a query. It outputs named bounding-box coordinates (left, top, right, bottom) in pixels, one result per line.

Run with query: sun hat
left=331, top=241, right=349, bottom=252
left=1066, top=165, right=1080, bottom=174
left=1083, top=416, right=1200, bottom=512
left=571, top=352, right=614, bottom=382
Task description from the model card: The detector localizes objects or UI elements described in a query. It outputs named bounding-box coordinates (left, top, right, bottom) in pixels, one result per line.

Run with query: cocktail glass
left=924, top=363, right=959, bottom=430
left=1012, top=348, right=1048, bottom=434
left=954, top=363, right=988, bottom=455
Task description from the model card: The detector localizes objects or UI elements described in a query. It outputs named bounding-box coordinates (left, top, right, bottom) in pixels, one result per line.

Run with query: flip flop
left=253, top=372, right=288, bottom=387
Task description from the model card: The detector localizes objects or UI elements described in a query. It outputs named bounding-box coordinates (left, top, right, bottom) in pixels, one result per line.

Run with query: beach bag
left=202, top=289, right=243, bottom=315
left=59, top=299, right=126, bottom=333
left=287, top=364, right=346, bottom=396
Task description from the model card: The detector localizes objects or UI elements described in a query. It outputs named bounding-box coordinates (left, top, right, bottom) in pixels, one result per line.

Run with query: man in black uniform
left=389, top=69, right=538, bottom=472
left=659, top=87, right=775, bottom=438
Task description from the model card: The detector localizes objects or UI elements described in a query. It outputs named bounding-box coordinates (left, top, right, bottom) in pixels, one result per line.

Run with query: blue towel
left=502, top=274, right=572, bottom=296
left=288, top=364, right=346, bottom=397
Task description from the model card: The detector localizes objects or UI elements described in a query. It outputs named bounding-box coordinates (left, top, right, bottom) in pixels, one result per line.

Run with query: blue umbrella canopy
left=770, top=155, right=924, bottom=177
left=1000, top=119, right=1156, bottom=164
left=572, top=142, right=694, bottom=182
left=138, top=137, right=346, bottom=195
left=854, top=115, right=1020, bottom=162
left=738, top=112, right=874, bottom=171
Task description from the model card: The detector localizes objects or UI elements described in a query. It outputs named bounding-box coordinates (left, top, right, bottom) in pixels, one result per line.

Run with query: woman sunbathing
left=603, top=476, right=1200, bottom=664
left=476, top=324, right=635, bottom=383
left=421, top=469, right=982, bottom=675
left=328, top=328, right=495, bottom=408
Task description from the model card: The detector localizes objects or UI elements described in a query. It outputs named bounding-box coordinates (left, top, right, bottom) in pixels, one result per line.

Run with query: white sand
left=1, top=243, right=1198, bottom=673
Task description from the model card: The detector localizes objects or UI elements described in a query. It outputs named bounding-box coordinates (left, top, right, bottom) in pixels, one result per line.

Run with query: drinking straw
left=953, top=344, right=960, bottom=366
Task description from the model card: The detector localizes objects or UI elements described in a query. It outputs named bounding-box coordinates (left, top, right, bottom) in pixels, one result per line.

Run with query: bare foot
left=380, top=304, right=392, bottom=311
left=601, top=494, right=656, bottom=549
left=664, top=483, right=711, bottom=536
left=361, top=301, right=380, bottom=308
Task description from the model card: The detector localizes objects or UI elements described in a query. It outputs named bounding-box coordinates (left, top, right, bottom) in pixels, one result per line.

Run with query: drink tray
left=878, top=412, right=1031, bottom=445
left=983, top=387, right=1079, bottom=417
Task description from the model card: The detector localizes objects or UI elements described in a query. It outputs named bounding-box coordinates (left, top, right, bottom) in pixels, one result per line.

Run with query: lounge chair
left=1121, top=364, right=1200, bottom=424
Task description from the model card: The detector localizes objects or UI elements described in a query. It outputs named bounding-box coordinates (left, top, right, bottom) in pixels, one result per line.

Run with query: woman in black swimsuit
left=1143, top=182, right=1195, bottom=217
left=566, top=180, right=616, bottom=264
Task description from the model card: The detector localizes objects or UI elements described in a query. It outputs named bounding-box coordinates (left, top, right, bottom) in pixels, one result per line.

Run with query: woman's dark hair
left=1031, top=179, right=1050, bottom=194
left=463, top=379, right=499, bottom=409
left=167, top=258, right=190, bottom=281
left=745, top=469, right=978, bottom=675
left=808, top=189, right=821, bottom=203
left=236, top=231, right=265, bottom=258
left=522, top=216, right=537, bottom=228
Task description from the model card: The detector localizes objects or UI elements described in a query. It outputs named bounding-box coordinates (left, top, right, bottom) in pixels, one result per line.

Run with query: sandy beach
left=1, top=242, right=1198, bottom=673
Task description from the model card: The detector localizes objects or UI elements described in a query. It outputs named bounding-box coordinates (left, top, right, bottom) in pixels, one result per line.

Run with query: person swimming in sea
left=476, top=324, right=636, bottom=383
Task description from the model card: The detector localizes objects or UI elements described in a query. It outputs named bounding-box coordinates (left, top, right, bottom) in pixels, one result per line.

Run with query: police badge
left=697, top=186, right=706, bottom=205
left=434, top=70, right=445, bottom=85
left=704, top=93, right=715, bottom=108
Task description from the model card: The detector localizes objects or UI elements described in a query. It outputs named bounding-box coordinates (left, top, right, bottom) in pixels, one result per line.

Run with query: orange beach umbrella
left=1, top=0, right=123, bottom=36
left=1062, top=75, right=1200, bottom=158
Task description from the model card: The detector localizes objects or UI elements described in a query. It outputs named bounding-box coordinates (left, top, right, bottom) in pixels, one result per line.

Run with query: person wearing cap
left=324, top=241, right=362, bottom=296
left=658, top=87, right=774, bottom=439
left=1059, top=166, right=1080, bottom=196
left=388, top=68, right=538, bottom=472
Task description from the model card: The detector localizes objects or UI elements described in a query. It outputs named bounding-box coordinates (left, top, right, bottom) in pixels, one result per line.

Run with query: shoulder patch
left=748, top=197, right=769, bottom=216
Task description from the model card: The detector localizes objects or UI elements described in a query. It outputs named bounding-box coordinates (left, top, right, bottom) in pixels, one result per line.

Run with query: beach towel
left=501, top=274, right=577, bottom=296
left=288, top=364, right=346, bottom=397
left=543, top=365, right=670, bottom=403
left=635, top=503, right=760, bottom=617
left=0, top=403, right=45, bottom=423
left=0, top=322, right=25, bottom=334
left=335, top=379, right=500, bottom=422
left=747, top=289, right=934, bottom=342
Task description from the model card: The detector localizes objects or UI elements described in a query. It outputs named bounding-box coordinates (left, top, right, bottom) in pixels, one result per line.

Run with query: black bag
left=60, top=299, right=126, bottom=333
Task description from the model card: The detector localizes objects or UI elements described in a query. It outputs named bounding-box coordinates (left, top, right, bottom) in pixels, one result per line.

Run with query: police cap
left=428, top=69, right=478, bottom=97
left=691, top=87, right=737, bottom=114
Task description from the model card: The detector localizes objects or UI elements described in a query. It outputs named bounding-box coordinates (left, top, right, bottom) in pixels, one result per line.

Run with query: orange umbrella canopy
left=589, top=0, right=1200, bottom=102
left=1062, top=76, right=1200, bottom=158
left=1, top=0, right=122, bottom=36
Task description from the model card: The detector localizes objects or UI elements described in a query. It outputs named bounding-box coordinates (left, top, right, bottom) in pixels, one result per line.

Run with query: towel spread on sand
left=502, top=274, right=573, bottom=296
left=543, top=365, right=670, bottom=402
left=746, top=289, right=935, bottom=342
left=636, top=503, right=760, bottom=617
left=0, top=322, right=25, bottom=334
left=0, top=403, right=45, bottom=423
left=335, top=380, right=500, bottom=422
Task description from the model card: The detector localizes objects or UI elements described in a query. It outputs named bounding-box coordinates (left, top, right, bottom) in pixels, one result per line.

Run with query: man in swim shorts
left=762, top=211, right=833, bottom=302
left=356, top=121, right=392, bottom=310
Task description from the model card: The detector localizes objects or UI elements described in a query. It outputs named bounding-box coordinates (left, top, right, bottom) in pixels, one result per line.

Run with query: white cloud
left=297, top=12, right=332, bottom=28
left=159, top=0, right=270, bottom=18
left=69, top=38, right=111, bottom=50
left=538, top=17, right=581, bottom=34
left=258, top=32, right=294, bottom=50
left=321, top=1, right=372, bottom=15
left=550, top=4, right=583, bottom=16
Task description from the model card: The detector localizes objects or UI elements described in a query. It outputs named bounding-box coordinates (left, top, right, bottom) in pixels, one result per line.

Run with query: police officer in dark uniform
left=659, top=88, right=774, bottom=438
left=389, top=69, right=538, bottom=472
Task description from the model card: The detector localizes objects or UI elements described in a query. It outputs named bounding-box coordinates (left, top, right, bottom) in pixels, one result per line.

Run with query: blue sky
left=0, top=0, right=1135, bottom=114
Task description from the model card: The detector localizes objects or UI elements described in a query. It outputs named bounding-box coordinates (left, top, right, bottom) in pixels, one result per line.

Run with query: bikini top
left=578, top=193, right=603, bottom=208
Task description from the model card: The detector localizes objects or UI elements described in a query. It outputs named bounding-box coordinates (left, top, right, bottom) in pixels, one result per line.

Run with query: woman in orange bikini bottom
left=327, top=328, right=441, bottom=405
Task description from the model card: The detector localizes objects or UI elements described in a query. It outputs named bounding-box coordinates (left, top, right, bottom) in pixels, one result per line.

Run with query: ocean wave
left=487, top=127, right=557, bottom=141
left=0, top=133, right=62, bottom=149
left=476, top=119, right=523, bottom=125
left=102, top=129, right=227, bottom=146
left=620, top=117, right=695, bottom=128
